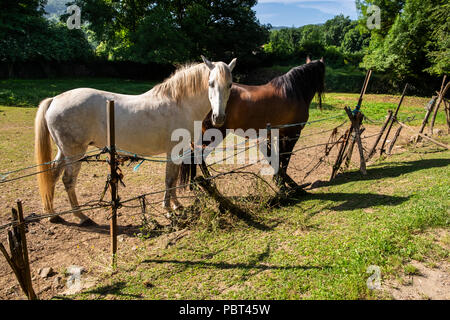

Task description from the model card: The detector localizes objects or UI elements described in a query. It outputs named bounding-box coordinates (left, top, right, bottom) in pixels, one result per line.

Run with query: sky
left=254, top=0, right=358, bottom=27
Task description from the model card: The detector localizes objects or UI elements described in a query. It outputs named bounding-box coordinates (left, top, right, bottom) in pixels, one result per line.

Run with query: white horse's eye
left=209, top=82, right=214, bottom=88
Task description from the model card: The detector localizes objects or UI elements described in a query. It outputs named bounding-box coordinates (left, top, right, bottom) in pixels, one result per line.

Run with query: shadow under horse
left=181, top=57, right=326, bottom=190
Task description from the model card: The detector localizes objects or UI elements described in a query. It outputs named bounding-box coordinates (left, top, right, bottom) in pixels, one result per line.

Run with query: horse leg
left=47, top=149, right=66, bottom=223
left=163, top=161, right=183, bottom=211
left=280, top=137, right=300, bottom=189
left=61, top=158, right=96, bottom=226
left=273, top=136, right=299, bottom=190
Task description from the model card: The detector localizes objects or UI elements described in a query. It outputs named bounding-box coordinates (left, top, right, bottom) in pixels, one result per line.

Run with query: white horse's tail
left=35, top=98, right=54, bottom=213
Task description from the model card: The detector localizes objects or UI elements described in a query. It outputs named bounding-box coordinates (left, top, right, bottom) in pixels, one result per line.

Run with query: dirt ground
left=0, top=122, right=446, bottom=300
left=384, top=259, right=449, bottom=299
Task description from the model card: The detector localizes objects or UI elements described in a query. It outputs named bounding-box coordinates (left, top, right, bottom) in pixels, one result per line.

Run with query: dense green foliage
left=0, top=0, right=93, bottom=63
left=263, top=1, right=448, bottom=93
left=1, top=0, right=448, bottom=95
left=358, top=0, right=449, bottom=77
left=70, top=0, right=269, bottom=65
left=263, top=15, right=370, bottom=68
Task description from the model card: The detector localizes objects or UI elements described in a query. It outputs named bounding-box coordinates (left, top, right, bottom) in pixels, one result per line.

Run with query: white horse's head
left=201, top=55, right=237, bottom=127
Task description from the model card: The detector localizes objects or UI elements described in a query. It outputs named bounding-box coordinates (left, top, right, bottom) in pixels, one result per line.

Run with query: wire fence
left=0, top=110, right=420, bottom=232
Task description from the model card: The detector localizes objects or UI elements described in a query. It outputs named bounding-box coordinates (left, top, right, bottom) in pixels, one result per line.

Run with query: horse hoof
left=79, top=218, right=97, bottom=227
left=49, top=216, right=65, bottom=224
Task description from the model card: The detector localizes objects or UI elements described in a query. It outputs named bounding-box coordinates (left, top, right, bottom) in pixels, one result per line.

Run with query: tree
left=73, top=0, right=269, bottom=64
left=323, top=14, right=353, bottom=47
left=0, top=0, right=93, bottom=64
left=425, top=1, right=450, bottom=75
left=361, top=0, right=448, bottom=79
left=340, top=22, right=370, bottom=54
left=356, top=0, right=405, bottom=36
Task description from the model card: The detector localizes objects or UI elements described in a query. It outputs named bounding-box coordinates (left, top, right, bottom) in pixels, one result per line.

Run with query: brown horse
left=181, top=57, right=325, bottom=190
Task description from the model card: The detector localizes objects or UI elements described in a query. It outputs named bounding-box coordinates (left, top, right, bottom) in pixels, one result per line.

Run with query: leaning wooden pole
left=429, top=80, right=450, bottom=135
left=344, top=107, right=367, bottom=175
left=387, top=126, right=403, bottom=155
left=444, top=99, right=450, bottom=134
left=16, top=200, right=36, bottom=299
left=366, top=110, right=393, bottom=161
left=107, top=100, right=118, bottom=269
left=380, top=84, right=408, bottom=156
left=416, top=96, right=437, bottom=143
left=0, top=201, right=37, bottom=299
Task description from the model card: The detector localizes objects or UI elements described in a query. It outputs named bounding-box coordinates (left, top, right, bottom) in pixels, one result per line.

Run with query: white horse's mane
left=151, top=62, right=231, bottom=103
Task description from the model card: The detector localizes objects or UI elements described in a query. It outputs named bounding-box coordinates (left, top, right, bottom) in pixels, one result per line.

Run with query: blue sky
left=254, top=0, right=358, bottom=27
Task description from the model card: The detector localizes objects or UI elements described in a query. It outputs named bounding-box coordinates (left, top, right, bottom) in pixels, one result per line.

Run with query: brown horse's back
left=205, top=83, right=309, bottom=135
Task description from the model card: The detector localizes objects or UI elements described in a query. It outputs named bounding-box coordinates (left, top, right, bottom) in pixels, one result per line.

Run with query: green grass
left=70, top=148, right=449, bottom=300
left=0, top=78, right=157, bottom=107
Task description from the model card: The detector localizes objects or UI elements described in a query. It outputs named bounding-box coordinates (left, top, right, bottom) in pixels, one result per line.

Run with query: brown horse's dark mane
left=269, top=60, right=325, bottom=105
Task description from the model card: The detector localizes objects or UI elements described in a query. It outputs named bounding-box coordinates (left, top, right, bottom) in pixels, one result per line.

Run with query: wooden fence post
left=387, top=126, right=403, bottom=155
left=0, top=201, right=37, bottom=299
left=380, top=84, right=408, bottom=156
left=344, top=107, right=367, bottom=175
left=330, top=125, right=352, bottom=180
left=417, top=96, right=437, bottom=143
left=429, top=80, right=449, bottom=135
left=16, top=200, right=36, bottom=299
left=107, top=100, right=118, bottom=269
left=343, top=130, right=356, bottom=170
left=366, top=110, right=393, bottom=161
left=445, top=99, right=450, bottom=134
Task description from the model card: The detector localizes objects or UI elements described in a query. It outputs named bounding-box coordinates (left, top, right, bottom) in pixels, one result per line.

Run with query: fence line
left=0, top=111, right=423, bottom=230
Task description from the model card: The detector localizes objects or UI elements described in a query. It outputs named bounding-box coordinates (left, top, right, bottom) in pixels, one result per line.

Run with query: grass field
left=0, top=78, right=448, bottom=300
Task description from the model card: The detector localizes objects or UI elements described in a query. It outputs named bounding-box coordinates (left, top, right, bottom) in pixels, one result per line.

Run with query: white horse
left=35, top=56, right=236, bottom=226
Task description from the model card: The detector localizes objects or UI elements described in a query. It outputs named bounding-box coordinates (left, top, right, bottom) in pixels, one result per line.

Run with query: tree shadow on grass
left=56, top=221, right=142, bottom=237
left=142, top=258, right=331, bottom=272
left=53, top=282, right=143, bottom=299
left=145, top=238, right=331, bottom=273
left=276, top=190, right=409, bottom=212
left=81, top=281, right=143, bottom=299
left=270, top=157, right=450, bottom=214
left=310, top=158, right=450, bottom=190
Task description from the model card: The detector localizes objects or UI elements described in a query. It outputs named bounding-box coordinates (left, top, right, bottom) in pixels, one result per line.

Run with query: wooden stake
left=380, top=84, right=408, bottom=156
left=417, top=96, right=437, bottom=142
left=344, top=107, right=366, bottom=175
left=387, top=126, right=403, bottom=155
left=107, top=100, right=118, bottom=269
left=366, top=110, right=393, bottom=161
left=354, top=112, right=367, bottom=175
left=330, top=126, right=352, bottom=180
left=16, top=200, right=36, bottom=300
left=444, top=99, right=450, bottom=134
left=0, top=202, right=37, bottom=299
left=429, top=80, right=450, bottom=135
left=343, top=131, right=356, bottom=170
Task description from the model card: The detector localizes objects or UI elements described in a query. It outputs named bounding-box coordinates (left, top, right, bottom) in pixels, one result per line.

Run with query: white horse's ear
left=306, top=55, right=311, bottom=64
left=228, top=58, right=237, bottom=71
left=201, top=55, right=214, bottom=70
left=320, top=57, right=324, bottom=63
